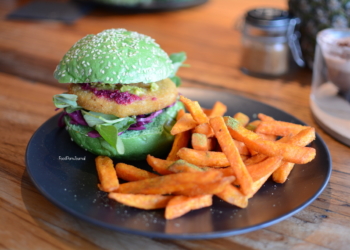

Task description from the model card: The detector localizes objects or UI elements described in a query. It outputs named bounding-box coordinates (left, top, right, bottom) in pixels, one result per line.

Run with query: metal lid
left=246, top=8, right=291, bottom=28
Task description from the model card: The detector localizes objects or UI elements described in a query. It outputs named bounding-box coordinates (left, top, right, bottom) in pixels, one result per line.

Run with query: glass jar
left=310, top=28, right=350, bottom=146
left=240, top=8, right=304, bottom=77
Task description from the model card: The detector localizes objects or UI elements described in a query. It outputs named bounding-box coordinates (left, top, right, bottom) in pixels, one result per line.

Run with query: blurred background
left=2, top=0, right=350, bottom=88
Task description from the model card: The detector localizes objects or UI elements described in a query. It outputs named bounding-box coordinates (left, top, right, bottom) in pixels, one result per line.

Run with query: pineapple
left=288, top=0, right=350, bottom=68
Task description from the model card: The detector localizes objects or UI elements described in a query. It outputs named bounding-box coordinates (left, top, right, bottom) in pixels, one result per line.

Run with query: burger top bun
left=53, top=28, right=174, bottom=84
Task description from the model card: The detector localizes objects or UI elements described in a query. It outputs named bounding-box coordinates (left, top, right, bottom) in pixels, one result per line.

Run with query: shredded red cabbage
left=58, top=110, right=89, bottom=128
left=127, top=109, right=164, bottom=131
left=58, top=112, right=66, bottom=128
left=68, top=111, right=89, bottom=126
left=87, top=131, right=101, bottom=138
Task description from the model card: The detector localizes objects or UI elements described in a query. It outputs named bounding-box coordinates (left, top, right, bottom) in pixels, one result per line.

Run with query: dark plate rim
left=25, top=88, right=332, bottom=239
left=75, top=0, right=208, bottom=12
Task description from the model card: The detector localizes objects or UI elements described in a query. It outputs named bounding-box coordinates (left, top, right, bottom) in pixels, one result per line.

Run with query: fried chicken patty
left=68, top=78, right=178, bottom=118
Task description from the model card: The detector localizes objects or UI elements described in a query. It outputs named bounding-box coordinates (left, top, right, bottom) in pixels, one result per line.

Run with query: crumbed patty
left=68, top=78, right=178, bottom=118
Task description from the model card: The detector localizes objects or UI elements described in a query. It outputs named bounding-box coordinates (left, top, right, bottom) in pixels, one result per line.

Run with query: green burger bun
left=54, top=29, right=174, bottom=84
left=53, top=28, right=187, bottom=161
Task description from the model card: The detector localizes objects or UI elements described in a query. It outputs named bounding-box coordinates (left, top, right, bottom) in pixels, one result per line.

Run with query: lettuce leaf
left=95, top=124, right=125, bottom=154
left=169, top=52, right=188, bottom=87
left=169, top=76, right=182, bottom=88
left=53, top=94, right=82, bottom=113
left=82, top=111, right=127, bottom=127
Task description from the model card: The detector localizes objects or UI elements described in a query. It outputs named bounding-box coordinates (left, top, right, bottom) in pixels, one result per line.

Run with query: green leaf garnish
left=53, top=94, right=82, bottom=112
left=169, top=52, right=187, bottom=76
left=95, top=124, right=125, bottom=154
left=169, top=76, right=182, bottom=87
left=169, top=52, right=188, bottom=87
left=82, top=111, right=125, bottom=127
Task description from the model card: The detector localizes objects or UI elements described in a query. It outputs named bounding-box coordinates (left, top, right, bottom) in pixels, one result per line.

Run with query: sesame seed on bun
left=54, top=28, right=174, bottom=84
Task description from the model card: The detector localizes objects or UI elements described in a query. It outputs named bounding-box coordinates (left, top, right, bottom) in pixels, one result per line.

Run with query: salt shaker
left=240, top=8, right=304, bottom=77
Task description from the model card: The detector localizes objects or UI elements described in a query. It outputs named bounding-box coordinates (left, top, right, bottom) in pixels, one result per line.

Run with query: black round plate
left=25, top=88, right=332, bottom=239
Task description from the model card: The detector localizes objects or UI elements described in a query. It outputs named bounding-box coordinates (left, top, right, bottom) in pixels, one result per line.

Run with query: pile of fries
left=95, top=95, right=316, bottom=220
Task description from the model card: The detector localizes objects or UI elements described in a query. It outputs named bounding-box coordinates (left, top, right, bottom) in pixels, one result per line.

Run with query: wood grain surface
left=1, top=0, right=350, bottom=249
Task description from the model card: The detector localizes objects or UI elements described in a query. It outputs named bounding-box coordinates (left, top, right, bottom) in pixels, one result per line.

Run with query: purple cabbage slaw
left=58, top=110, right=88, bottom=127
left=58, top=105, right=171, bottom=138
left=128, top=109, right=163, bottom=131
left=80, top=83, right=142, bottom=105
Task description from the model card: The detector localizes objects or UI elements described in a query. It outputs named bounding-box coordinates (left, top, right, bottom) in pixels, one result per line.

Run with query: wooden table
left=1, top=0, right=350, bottom=249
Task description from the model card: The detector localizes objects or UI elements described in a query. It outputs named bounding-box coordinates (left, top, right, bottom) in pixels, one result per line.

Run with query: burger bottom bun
left=64, top=101, right=184, bottom=161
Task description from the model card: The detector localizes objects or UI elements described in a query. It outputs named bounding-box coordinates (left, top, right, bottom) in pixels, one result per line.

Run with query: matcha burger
left=53, top=29, right=186, bottom=160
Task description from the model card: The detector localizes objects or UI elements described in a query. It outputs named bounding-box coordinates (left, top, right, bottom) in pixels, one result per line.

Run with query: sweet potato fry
left=246, top=156, right=283, bottom=182
left=257, top=113, right=275, bottom=122
left=209, top=116, right=253, bottom=196
left=207, top=138, right=217, bottom=151
left=170, top=113, right=198, bottom=135
left=248, top=137, right=314, bottom=164
left=201, top=107, right=212, bottom=116
left=115, top=163, right=158, bottom=181
left=281, top=127, right=316, bottom=146
left=177, top=147, right=230, bottom=167
left=180, top=95, right=209, bottom=124
left=176, top=109, right=186, bottom=120
left=116, top=171, right=233, bottom=196
left=181, top=175, right=235, bottom=196
left=108, top=193, right=172, bottom=210
left=234, top=140, right=250, bottom=155
left=167, top=130, right=191, bottom=161
left=208, top=101, right=227, bottom=118
left=165, top=195, right=213, bottom=220
left=272, top=127, right=316, bottom=183
left=240, top=154, right=249, bottom=161
left=272, top=161, right=295, bottom=183
left=246, top=159, right=285, bottom=198
left=216, top=184, right=248, bottom=208
left=168, top=159, right=206, bottom=173
left=225, top=117, right=316, bottom=164
left=168, top=160, right=237, bottom=182
left=191, top=133, right=216, bottom=151
left=233, top=112, right=250, bottom=126
left=214, top=168, right=235, bottom=179
left=168, top=160, right=237, bottom=183
left=245, top=120, right=261, bottom=131
left=257, top=133, right=277, bottom=141
left=191, top=133, right=208, bottom=151
left=192, top=123, right=215, bottom=137
left=244, top=154, right=268, bottom=166
left=146, top=155, right=174, bottom=175
left=248, top=133, right=277, bottom=155
left=256, top=120, right=309, bottom=137
left=95, top=156, right=119, bottom=192
left=255, top=114, right=278, bottom=141
left=248, top=174, right=271, bottom=198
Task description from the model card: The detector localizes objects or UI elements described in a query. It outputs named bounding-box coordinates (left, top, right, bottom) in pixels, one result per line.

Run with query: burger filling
left=80, top=83, right=143, bottom=105
left=67, top=78, right=178, bottom=118
left=53, top=79, right=180, bottom=155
